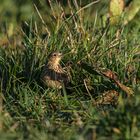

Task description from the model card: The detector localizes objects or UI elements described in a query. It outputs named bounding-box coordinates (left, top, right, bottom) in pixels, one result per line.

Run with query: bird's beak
left=58, top=53, right=63, bottom=57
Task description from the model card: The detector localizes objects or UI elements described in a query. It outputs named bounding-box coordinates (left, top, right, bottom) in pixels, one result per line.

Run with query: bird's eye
left=53, top=53, right=57, bottom=57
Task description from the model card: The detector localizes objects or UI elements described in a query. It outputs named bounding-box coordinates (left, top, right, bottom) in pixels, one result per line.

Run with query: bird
left=40, top=51, right=70, bottom=89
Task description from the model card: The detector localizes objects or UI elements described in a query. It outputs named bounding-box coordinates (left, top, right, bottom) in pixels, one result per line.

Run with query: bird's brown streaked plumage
left=40, top=52, right=70, bottom=89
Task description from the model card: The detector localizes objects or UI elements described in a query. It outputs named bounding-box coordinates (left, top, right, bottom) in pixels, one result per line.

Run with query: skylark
left=40, top=51, right=69, bottom=89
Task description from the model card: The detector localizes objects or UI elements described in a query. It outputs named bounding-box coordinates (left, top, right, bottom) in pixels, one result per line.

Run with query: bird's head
left=48, top=51, right=62, bottom=66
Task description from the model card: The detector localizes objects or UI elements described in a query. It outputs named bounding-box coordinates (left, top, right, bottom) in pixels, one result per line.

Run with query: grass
left=0, top=0, right=140, bottom=139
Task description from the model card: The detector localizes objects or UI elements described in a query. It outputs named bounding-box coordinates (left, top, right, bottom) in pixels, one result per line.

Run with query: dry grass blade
left=94, top=90, right=119, bottom=105
left=101, top=70, right=134, bottom=96
left=34, top=4, right=50, bottom=36
left=115, top=81, right=134, bottom=96
left=78, top=62, right=134, bottom=96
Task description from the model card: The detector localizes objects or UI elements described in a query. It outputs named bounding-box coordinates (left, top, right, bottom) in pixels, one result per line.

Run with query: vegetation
left=0, top=0, right=140, bottom=139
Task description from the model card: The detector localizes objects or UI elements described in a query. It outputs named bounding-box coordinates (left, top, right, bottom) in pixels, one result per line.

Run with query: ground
left=0, top=0, right=140, bottom=140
